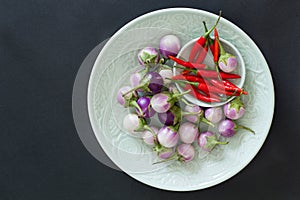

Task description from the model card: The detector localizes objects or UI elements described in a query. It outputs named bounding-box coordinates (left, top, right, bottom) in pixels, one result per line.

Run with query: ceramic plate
left=87, top=8, right=274, bottom=191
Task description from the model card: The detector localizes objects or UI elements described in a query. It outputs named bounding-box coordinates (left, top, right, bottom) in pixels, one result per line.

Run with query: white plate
left=87, top=8, right=274, bottom=191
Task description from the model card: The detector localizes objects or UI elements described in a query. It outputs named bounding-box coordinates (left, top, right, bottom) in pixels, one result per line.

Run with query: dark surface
left=1, top=0, right=300, bottom=199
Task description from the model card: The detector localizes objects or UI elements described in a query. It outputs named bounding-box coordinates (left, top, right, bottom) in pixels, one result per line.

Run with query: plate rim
left=87, top=7, right=275, bottom=191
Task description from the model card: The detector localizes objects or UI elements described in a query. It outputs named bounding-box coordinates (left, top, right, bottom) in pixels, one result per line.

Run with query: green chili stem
left=204, top=10, right=222, bottom=38
left=173, top=65, right=195, bottom=72
left=203, top=21, right=208, bottom=32
left=216, top=37, right=226, bottom=56
left=215, top=63, right=222, bottom=81
left=203, top=21, right=214, bottom=45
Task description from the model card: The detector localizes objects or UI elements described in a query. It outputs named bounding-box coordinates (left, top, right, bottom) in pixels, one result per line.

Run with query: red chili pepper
left=173, top=65, right=241, bottom=79
left=189, top=37, right=206, bottom=62
left=195, top=41, right=209, bottom=64
left=173, top=79, right=239, bottom=97
left=195, top=69, right=240, bottom=79
left=169, top=56, right=207, bottom=69
left=171, top=74, right=219, bottom=97
left=223, top=79, right=244, bottom=90
left=189, top=11, right=222, bottom=62
left=184, top=84, right=220, bottom=103
left=209, top=79, right=248, bottom=95
left=213, top=28, right=219, bottom=63
left=209, top=79, right=236, bottom=91
left=190, top=80, right=240, bottom=96
left=194, top=85, right=221, bottom=99
left=171, top=74, right=189, bottom=80
left=174, top=75, right=244, bottom=95
left=213, top=28, right=222, bottom=80
left=172, top=74, right=205, bottom=83
left=181, top=70, right=190, bottom=75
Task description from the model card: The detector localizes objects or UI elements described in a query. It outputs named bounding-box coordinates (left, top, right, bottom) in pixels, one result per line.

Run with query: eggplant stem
left=180, top=98, right=193, bottom=106
left=153, top=154, right=178, bottom=165
left=181, top=110, right=202, bottom=116
left=153, top=144, right=162, bottom=152
left=143, top=125, right=158, bottom=143
left=158, top=57, right=168, bottom=64
left=140, top=65, right=150, bottom=79
left=193, top=110, right=204, bottom=128
left=172, top=89, right=191, bottom=99
left=195, top=115, right=202, bottom=127
left=201, top=117, right=215, bottom=127
left=216, top=141, right=229, bottom=145
left=129, top=101, right=143, bottom=116
left=237, top=125, right=255, bottom=134
left=122, top=81, right=149, bottom=97
left=174, top=123, right=180, bottom=131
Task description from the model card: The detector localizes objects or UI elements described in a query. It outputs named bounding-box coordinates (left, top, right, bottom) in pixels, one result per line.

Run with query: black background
left=1, top=0, right=300, bottom=199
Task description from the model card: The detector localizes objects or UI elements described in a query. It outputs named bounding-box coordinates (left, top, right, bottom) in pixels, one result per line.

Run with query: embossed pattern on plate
left=87, top=8, right=274, bottom=191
